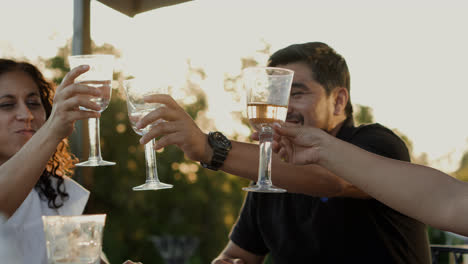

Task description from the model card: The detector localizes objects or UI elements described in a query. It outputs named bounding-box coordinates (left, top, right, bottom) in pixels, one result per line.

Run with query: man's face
left=278, top=62, right=337, bottom=132
left=0, top=71, right=46, bottom=164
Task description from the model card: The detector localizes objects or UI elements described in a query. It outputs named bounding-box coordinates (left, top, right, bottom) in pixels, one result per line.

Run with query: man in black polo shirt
left=229, top=118, right=430, bottom=263
left=136, top=42, right=431, bottom=263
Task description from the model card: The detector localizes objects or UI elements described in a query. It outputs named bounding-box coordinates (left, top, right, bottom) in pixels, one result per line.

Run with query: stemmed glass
left=123, top=78, right=173, bottom=191
left=68, top=54, right=116, bottom=166
left=243, top=67, right=294, bottom=193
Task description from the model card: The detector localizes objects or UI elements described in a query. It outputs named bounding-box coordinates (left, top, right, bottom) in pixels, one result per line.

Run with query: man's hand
left=212, top=258, right=245, bottom=264
left=136, top=94, right=212, bottom=163
left=211, top=241, right=263, bottom=264
left=123, top=261, right=142, bottom=264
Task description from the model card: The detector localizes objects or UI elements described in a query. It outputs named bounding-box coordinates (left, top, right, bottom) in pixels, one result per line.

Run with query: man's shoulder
left=347, top=123, right=411, bottom=161
left=353, top=122, right=400, bottom=138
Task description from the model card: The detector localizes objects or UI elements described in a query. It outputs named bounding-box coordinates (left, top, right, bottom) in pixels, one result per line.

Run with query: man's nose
left=287, top=99, right=294, bottom=113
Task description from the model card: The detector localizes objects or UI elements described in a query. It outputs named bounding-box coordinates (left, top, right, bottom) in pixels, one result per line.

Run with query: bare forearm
left=320, top=137, right=468, bottom=234
left=137, top=95, right=365, bottom=198
left=220, top=141, right=364, bottom=197
left=0, top=124, right=61, bottom=217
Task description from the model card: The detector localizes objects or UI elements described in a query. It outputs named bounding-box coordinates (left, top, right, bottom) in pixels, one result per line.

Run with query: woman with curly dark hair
left=0, top=58, right=102, bottom=264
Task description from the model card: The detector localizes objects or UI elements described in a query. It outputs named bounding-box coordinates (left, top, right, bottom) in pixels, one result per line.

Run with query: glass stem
left=87, top=117, right=103, bottom=161
left=257, top=126, right=274, bottom=186
left=144, top=139, right=160, bottom=183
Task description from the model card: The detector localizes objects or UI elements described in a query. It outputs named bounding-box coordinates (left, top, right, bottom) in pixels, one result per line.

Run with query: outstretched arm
left=274, top=125, right=468, bottom=236
left=0, top=66, right=102, bottom=217
left=136, top=94, right=369, bottom=198
left=224, top=140, right=369, bottom=198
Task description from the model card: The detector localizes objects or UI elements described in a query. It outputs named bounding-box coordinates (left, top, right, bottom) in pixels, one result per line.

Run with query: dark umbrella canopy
left=97, top=0, right=193, bottom=17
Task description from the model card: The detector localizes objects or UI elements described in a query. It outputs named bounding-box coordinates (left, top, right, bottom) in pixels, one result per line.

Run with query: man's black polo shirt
left=230, top=118, right=431, bottom=263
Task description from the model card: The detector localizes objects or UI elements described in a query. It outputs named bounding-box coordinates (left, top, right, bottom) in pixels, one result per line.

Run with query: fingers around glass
left=243, top=67, right=294, bottom=193
left=69, top=54, right=115, bottom=167
left=123, top=78, right=173, bottom=191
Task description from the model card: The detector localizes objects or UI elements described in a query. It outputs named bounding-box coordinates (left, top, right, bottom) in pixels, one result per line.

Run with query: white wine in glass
left=247, top=103, right=288, bottom=131
left=243, top=67, right=294, bottom=193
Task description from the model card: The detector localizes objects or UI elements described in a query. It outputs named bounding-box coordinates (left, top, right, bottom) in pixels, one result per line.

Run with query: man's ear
left=332, top=87, right=349, bottom=115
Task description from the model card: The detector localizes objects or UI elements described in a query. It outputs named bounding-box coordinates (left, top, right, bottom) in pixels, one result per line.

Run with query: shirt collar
left=56, top=177, right=90, bottom=216
left=335, top=117, right=356, bottom=142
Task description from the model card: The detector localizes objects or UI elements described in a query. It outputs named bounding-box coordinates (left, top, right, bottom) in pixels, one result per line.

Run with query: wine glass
left=68, top=54, right=116, bottom=166
left=243, top=67, right=294, bottom=193
left=123, top=78, right=173, bottom=191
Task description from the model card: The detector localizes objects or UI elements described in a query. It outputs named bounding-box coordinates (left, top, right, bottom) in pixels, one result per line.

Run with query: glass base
left=242, top=184, right=287, bottom=193
left=75, top=159, right=116, bottom=167
left=133, top=181, right=173, bottom=191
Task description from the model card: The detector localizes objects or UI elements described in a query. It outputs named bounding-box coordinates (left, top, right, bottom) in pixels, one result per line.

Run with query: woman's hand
left=44, top=65, right=101, bottom=143
left=272, top=124, right=329, bottom=165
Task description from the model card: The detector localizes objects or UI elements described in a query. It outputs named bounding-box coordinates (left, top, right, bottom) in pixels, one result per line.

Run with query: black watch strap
left=201, top=132, right=232, bottom=171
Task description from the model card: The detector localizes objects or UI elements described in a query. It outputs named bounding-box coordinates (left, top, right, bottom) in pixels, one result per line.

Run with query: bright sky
left=1, top=0, right=468, bottom=172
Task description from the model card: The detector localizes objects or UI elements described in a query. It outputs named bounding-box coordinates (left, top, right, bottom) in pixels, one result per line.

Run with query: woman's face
left=0, top=71, right=46, bottom=164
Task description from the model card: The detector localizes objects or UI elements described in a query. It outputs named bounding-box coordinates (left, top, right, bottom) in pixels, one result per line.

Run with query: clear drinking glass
left=243, top=67, right=294, bottom=193
left=68, top=54, right=115, bottom=167
left=42, top=214, right=106, bottom=264
left=123, top=78, right=173, bottom=191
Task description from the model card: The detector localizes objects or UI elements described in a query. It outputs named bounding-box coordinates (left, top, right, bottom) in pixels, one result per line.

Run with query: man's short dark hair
left=268, top=42, right=353, bottom=118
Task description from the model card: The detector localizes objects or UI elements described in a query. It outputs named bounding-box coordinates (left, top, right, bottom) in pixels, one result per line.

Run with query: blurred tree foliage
left=454, top=151, right=468, bottom=182
left=43, top=41, right=250, bottom=264
left=354, top=104, right=374, bottom=125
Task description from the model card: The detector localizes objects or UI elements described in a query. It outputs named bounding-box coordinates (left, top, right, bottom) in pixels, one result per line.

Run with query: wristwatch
left=201, top=131, right=232, bottom=171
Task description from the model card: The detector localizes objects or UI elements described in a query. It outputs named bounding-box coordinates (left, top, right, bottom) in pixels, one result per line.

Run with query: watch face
left=211, top=132, right=232, bottom=149
left=204, top=132, right=232, bottom=171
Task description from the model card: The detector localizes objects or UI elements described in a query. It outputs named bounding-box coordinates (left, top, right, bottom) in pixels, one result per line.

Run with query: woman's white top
left=3, top=177, right=90, bottom=264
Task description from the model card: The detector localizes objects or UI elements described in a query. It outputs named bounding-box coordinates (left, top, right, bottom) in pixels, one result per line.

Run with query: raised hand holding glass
left=68, top=54, right=115, bottom=167
left=123, top=78, right=173, bottom=191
